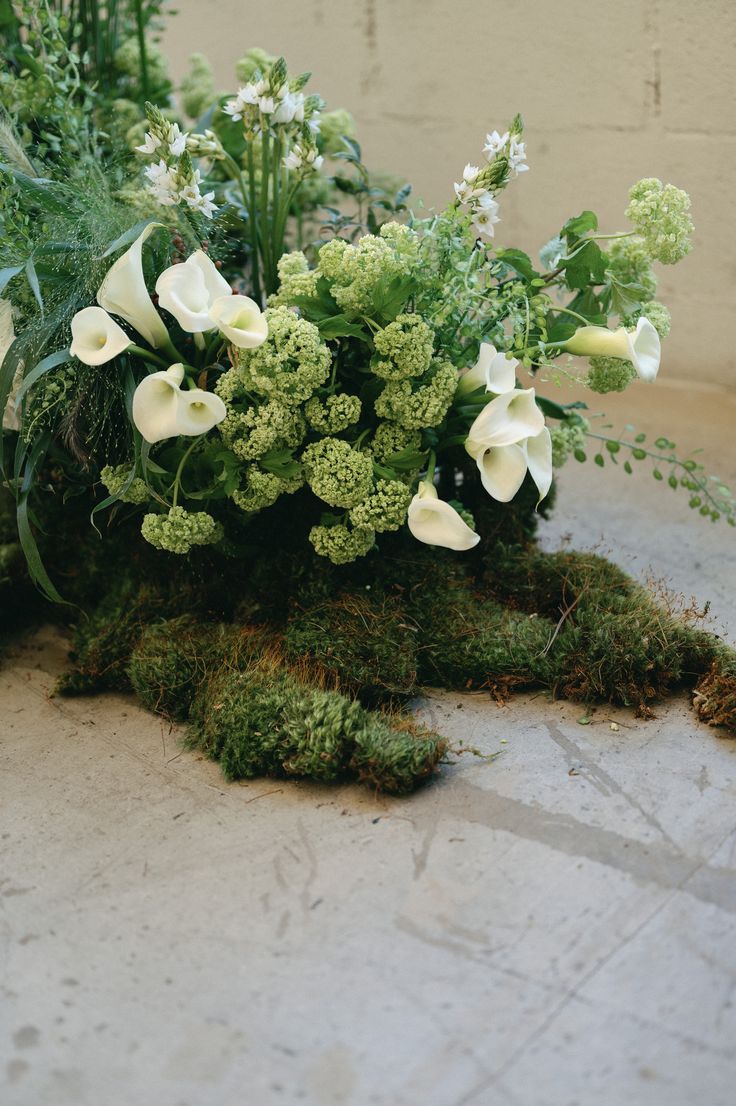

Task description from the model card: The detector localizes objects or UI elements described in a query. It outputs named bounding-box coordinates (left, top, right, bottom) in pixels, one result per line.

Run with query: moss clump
left=283, top=590, right=418, bottom=701
left=692, top=651, right=736, bottom=734
left=189, top=662, right=446, bottom=792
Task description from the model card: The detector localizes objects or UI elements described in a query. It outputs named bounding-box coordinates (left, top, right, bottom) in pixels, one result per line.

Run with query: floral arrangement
left=2, top=19, right=736, bottom=792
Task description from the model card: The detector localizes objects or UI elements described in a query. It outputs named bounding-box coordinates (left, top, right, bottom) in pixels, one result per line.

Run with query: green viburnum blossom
left=317, top=222, right=419, bottom=316
left=587, top=357, right=637, bottom=394
left=349, top=479, right=413, bottom=532
left=219, top=399, right=306, bottom=462
left=304, top=393, right=362, bottom=434
left=114, top=37, right=170, bottom=90
left=302, top=438, right=373, bottom=508
left=372, top=314, right=435, bottom=381
left=607, top=237, right=657, bottom=302
left=309, top=522, right=375, bottom=564
left=371, top=422, right=422, bottom=462
left=550, top=419, right=589, bottom=467
left=141, top=507, right=223, bottom=554
left=626, top=179, right=693, bottom=265
left=100, top=464, right=148, bottom=505
left=235, top=47, right=277, bottom=83
left=318, top=109, right=357, bottom=155
left=231, top=467, right=303, bottom=514
left=374, top=360, right=458, bottom=429
left=622, top=301, right=671, bottom=339
left=237, top=306, right=331, bottom=405
left=268, top=251, right=320, bottom=308
left=181, top=53, right=216, bottom=119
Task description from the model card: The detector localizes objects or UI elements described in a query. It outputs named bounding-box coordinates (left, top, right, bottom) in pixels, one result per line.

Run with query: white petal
left=156, top=263, right=213, bottom=333
left=465, top=388, right=544, bottom=457
left=132, top=365, right=185, bottom=443
left=477, top=443, right=528, bottom=502
left=627, top=317, right=661, bottom=382
left=69, top=306, right=131, bottom=366
left=407, top=484, right=479, bottom=552
left=561, top=325, right=631, bottom=361
left=175, top=388, right=227, bottom=436
left=525, top=427, right=553, bottom=503
left=209, top=295, right=269, bottom=349
left=97, top=223, right=169, bottom=348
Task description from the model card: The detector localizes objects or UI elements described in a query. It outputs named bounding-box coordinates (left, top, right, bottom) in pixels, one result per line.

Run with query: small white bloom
left=508, top=137, right=529, bottom=174
left=156, top=250, right=231, bottom=333
left=471, top=199, right=500, bottom=239
left=308, top=111, right=321, bottom=135
left=559, top=319, right=661, bottom=382
left=407, top=483, right=480, bottom=552
left=284, top=148, right=303, bottom=171
left=454, top=180, right=474, bottom=204
left=132, top=364, right=186, bottom=443
left=457, top=343, right=518, bottom=397
left=167, top=123, right=188, bottom=157
left=258, top=96, right=275, bottom=115
left=144, top=160, right=179, bottom=206
left=135, top=131, right=161, bottom=155
left=463, top=164, right=480, bottom=183
left=176, top=388, right=227, bottom=436
left=208, top=294, right=269, bottom=349
left=476, top=427, right=552, bottom=504
left=97, top=224, right=170, bottom=349
left=465, top=387, right=545, bottom=458
left=69, top=306, right=131, bottom=366
left=483, top=130, right=509, bottom=159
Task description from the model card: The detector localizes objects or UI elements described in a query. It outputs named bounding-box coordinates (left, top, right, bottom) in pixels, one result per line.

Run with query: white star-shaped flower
left=483, top=130, right=509, bottom=159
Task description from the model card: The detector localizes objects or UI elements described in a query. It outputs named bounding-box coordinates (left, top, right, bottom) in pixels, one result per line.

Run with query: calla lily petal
left=457, top=343, right=518, bottom=397
left=132, top=364, right=185, bottom=443
left=176, top=388, right=227, bottom=436
left=69, top=306, right=131, bottom=366
left=407, top=483, right=480, bottom=552
left=626, top=317, right=661, bottom=382
left=476, top=443, right=528, bottom=502
left=525, top=426, right=553, bottom=503
left=155, top=250, right=231, bottom=333
left=208, top=294, right=268, bottom=349
left=465, top=387, right=545, bottom=458
left=97, top=223, right=169, bottom=349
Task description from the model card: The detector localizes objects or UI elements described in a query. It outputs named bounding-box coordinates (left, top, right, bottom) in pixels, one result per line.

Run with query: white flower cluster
left=223, top=76, right=320, bottom=136
left=283, top=142, right=323, bottom=173
left=136, top=113, right=216, bottom=219
left=483, top=129, right=529, bottom=175
left=453, top=126, right=529, bottom=241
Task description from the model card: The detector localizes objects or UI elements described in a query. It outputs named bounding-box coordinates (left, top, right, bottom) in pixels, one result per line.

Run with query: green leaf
left=98, top=219, right=162, bottom=260
left=370, top=274, right=417, bottom=322
left=0, top=263, right=24, bottom=293
left=495, top=248, right=539, bottom=281
left=14, top=348, right=72, bottom=407
left=316, top=315, right=368, bottom=340
left=561, top=241, right=607, bottom=291
left=24, top=256, right=43, bottom=313
left=562, top=210, right=598, bottom=243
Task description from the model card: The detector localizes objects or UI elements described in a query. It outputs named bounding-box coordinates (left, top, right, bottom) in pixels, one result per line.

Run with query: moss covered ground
left=2, top=478, right=735, bottom=792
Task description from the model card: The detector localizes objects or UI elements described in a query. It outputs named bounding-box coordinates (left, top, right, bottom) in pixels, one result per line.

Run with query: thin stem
left=129, top=344, right=168, bottom=367
left=260, top=129, right=272, bottom=293
left=424, top=449, right=437, bottom=485
left=133, top=0, right=149, bottom=99
left=244, top=143, right=262, bottom=305
left=547, top=305, right=593, bottom=325
left=171, top=436, right=202, bottom=508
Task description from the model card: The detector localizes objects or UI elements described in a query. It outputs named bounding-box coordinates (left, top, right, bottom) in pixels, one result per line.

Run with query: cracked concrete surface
left=1, top=379, right=736, bottom=1106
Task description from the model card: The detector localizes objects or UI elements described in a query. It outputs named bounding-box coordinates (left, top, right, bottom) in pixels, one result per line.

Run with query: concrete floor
left=2, top=379, right=736, bottom=1106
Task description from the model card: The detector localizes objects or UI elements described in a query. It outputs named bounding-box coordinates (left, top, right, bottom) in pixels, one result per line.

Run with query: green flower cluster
left=371, top=421, right=422, bottom=461
left=372, top=315, right=435, bottom=380
left=607, top=237, right=657, bottom=302
left=231, top=468, right=304, bottom=514
left=317, top=222, right=419, bottom=316
left=268, top=252, right=320, bottom=308
left=374, top=360, right=457, bottom=429
left=141, top=507, right=223, bottom=554
left=302, top=438, right=373, bottom=508
left=236, top=306, right=331, bottom=404
left=623, top=301, right=671, bottom=339
left=304, top=393, right=362, bottom=434
left=587, top=357, right=637, bottom=394
left=626, top=179, right=693, bottom=265
left=181, top=53, right=216, bottom=119
left=349, top=479, right=412, bottom=532
left=318, top=109, right=357, bottom=155
left=218, top=394, right=306, bottom=461
left=550, top=419, right=589, bottom=467
left=100, top=464, right=148, bottom=505
left=309, top=523, right=375, bottom=564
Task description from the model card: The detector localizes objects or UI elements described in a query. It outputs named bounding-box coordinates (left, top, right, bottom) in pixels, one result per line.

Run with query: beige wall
left=162, top=0, right=736, bottom=387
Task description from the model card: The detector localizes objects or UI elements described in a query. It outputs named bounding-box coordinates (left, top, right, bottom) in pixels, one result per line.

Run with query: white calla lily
left=155, top=250, right=231, bottom=333
left=97, top=223, right=169, bottom=349
left=132, top=364, right=185, bottom=443
left=407, top=482, right=480, bottom=552
left=208, top=294, right=268, bottom=349
left=457, top=342, right=519, bottom=397
left=559, top=318, right=661, bottom=382
left=176, top=388, right=227, bottom=436
left=465, top=387, right=545, bottom=459
left=476, top=426, right=552, bottom=505
left=69, top=306, right=131, bottom=366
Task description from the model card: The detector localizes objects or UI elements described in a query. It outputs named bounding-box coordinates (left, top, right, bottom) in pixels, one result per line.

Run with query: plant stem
left=133, top=0, right=149, bottom=99
left=128, top=344, right=168, bottom=367
left=244, top=143, right=262, bottom=305
left=171, top=436, right=202, bottom=508
left=260, top=130, right=272, bottom=293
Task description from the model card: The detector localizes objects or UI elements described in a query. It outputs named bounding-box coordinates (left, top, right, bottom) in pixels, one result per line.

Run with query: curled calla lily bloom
left=476, top=426, right=552, bottom=504
left=457, top=343, right=519, bottom=398
left=176, top=388, right=227, bottom=435
left=208, top=294, right=268, bottom=349
left=132, top=364, right=185, bottom=444
left=465, top=387, right=545, bottom=459
left=407, top=483, right=480, bottom=552
left=155, top=250, right=231, bottom=333
left=69, top=306, right=131, bottom=366
left=559, top=318, right=661, bottom=382
left=97, top=223, right=170, bottom=349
